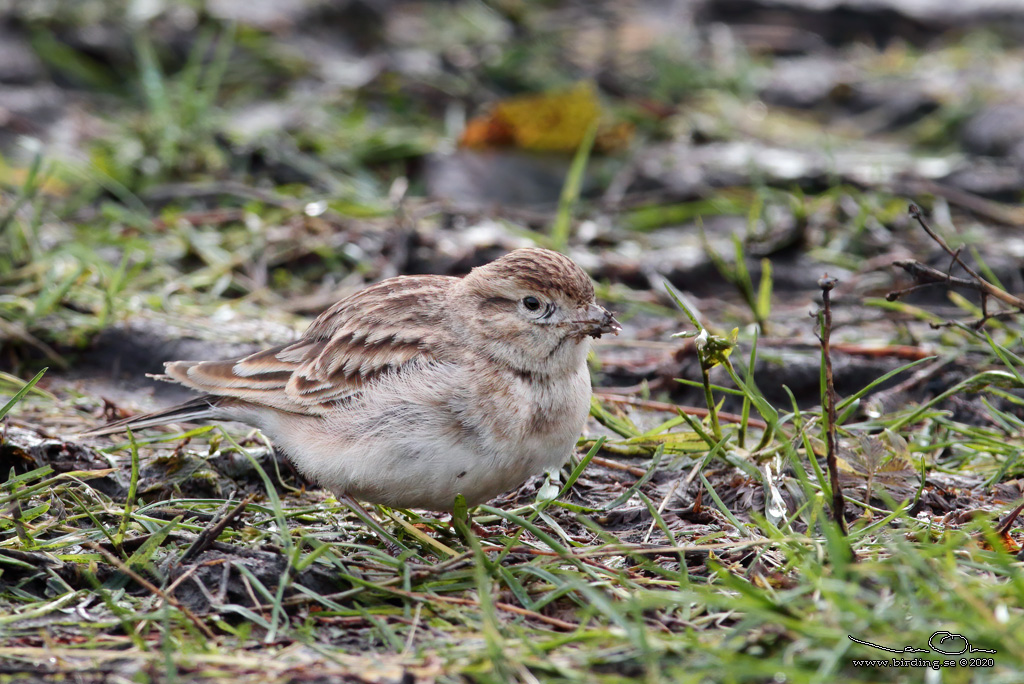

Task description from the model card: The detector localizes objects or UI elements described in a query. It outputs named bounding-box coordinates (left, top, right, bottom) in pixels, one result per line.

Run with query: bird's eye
left=522, top=296, right=542, bottom=311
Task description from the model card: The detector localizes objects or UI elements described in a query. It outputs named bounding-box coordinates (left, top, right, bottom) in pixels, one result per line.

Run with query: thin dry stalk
left=86, top=542, right=217, bottom=640
left=818, top=275, right=847, bottom=536
left=887, top=204, right=1024, bottom=327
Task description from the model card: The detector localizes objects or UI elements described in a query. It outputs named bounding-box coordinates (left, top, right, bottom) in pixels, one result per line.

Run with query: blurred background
left=2, top=0, right=1024, bottom=404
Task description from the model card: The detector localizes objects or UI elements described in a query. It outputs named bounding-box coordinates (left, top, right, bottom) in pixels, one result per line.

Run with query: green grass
left=3, top=400, right=1024, bottom=682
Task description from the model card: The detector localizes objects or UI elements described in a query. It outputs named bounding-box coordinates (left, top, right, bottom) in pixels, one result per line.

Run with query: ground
left=2, top=1, right=1024, bottom=682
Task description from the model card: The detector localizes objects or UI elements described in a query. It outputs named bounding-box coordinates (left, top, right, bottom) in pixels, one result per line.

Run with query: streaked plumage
left=83, top=248, right=620, bottom=510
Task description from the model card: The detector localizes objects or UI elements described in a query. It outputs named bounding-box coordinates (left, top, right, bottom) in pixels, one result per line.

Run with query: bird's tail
left=76, top=395, right=222, bottom=438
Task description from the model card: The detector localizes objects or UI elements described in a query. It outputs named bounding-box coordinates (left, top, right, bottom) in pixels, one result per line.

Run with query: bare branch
left=886, top=205, right=1024, bottom=329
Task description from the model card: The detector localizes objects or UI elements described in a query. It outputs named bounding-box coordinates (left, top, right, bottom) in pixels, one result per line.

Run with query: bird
left=82, top=248, right=621, bottom=511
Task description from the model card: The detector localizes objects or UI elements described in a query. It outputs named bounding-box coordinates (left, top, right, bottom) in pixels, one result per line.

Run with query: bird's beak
left=582, top=303, right=622, bottom=339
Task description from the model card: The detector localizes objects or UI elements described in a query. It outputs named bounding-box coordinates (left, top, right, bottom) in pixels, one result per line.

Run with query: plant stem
left=819, top=274, right=847, bottom=536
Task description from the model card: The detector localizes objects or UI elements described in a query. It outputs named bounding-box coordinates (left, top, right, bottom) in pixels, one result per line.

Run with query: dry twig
left=593, top=392, right=768, bottom=430
left=179, top=495, right=256, bottom=564
left=887, top=204, right=1024, bottom=328
left=817, top=275, right=848, bottom=536
left=86, top=542, right=218, bottom=640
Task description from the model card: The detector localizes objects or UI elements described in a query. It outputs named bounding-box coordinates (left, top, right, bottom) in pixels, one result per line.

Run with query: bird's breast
left=467, top=361, right=591, bottom=459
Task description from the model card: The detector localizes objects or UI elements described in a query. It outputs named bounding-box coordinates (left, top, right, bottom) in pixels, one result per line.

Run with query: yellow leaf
left=460, top=81, right=631, bottom=152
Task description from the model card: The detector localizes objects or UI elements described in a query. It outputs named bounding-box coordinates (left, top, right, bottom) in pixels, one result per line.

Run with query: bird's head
left=453, top=248, right=621, bottom=376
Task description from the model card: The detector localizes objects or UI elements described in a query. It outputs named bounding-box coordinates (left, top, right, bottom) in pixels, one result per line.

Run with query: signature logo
left=849, top=632, right=996, bottom=656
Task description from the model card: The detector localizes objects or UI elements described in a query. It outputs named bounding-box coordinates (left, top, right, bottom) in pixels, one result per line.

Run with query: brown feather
left=153, top=275, right=455, bottom=415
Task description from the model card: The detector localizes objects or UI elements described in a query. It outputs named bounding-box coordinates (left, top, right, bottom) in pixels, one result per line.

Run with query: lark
left=85, top=248, right=621, bottom=510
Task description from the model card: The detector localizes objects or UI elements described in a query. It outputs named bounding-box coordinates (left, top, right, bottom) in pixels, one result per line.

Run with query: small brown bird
left=84, top=248, right=621, bottom=510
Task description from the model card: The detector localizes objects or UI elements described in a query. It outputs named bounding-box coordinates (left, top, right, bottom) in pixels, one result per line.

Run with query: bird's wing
left=159, top=275, right=456, bottom=415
